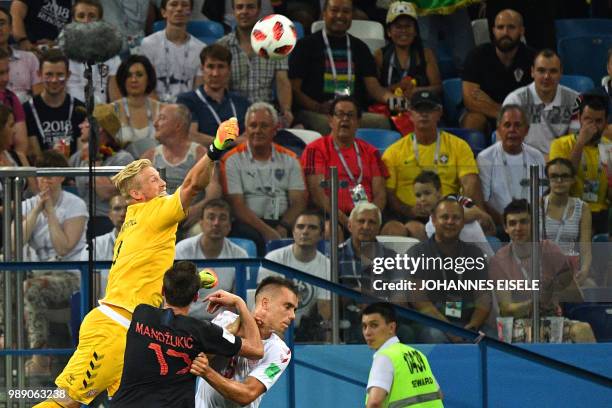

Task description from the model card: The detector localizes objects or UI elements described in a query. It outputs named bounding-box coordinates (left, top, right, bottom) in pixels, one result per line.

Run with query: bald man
left=461, top=9, right=536, bottom=134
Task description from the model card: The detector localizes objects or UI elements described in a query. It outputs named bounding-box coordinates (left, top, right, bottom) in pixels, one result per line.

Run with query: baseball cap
left=386, top=1, right=418, bottom=25
left=93, top=104, right=122, bottom=142
left=410, top=90, right=442, bottom=110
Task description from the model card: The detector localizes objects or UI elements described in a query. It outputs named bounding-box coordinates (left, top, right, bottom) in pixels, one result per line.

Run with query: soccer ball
left=250, top=14, right=297, bottom=60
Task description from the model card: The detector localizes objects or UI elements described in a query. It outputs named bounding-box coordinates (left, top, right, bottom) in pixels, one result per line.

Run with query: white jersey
left=67, top=56, right=121, bottom=104
left=196, top=311, right=292, bottom=408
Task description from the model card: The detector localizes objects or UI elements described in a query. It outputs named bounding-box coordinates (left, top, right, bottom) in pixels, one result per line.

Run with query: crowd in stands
left=2, top=0, right=612, bottom=365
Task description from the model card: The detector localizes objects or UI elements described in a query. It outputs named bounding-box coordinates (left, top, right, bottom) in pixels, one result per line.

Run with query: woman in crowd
left=21, top=150, right=88, bottom=375
left=542, top=158, right=593, bottom=287
left=112, top=55, right=161, bottom=158
left=374, top=2, right=441, bottom=98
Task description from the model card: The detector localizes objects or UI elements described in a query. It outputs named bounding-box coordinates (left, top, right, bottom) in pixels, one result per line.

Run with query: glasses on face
left=333, top=111, right=357, bottom=120
left=548, top=173, right=573, bottom=182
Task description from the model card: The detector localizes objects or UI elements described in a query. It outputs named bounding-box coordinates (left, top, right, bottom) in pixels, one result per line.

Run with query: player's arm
left=366, top=387, right=388, bottom=408
left=180, top=118, right=238, bottom=209
left=191, top=354, right=267, bottom=405
left=205, top=290, right=263, bottom=359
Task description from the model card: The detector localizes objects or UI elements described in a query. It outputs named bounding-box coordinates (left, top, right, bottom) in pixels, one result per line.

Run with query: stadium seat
left=565, top=303, right=612, bottom=342
left=442, top=78, right=462, bottom=126
left=442, top=127, right=487, bottom=157
left=558, top=35, right=612, bottom=85
left=152, top=20, right=225, bottom=44
left=592, top=233, right=609, bottom=243
left=436, top=44, right=458, bottom=80
left=471, top=18, right=490, bottom=46
left=555, top=19, right=612, bottom=40
left=293, top=21, right=305, bottom=39
left=285, top=128, right=322, bottom=145
left=491, top=130, right=497, bottom=145
left=311, top=20, right=385, bottom=53
left=560, top=75, right=595, bottom=94
left=592, top=233, right=610, bottom=287
left=355, top=128, right=401, bottom=153
left=228, top=237, right=258, bottom=288
left=70, top=292, right=81, bottom=347
left=486, top=235, right=503, bottom=253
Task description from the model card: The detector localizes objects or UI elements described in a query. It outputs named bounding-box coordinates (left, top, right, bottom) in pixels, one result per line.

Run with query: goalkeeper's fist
left=208, top=117, right=239, bottom=160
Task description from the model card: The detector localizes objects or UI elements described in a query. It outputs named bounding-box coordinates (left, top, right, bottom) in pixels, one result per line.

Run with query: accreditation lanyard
left=499, top=143, right=528, bottom=199
left=387, top=51, right=410, bottom=86
left=123, top=97, right=153, bottom=140
left=30, top=95, right=74, bottom=142
left=163, top=33, right=191, bottom=95
left=333, top=140, right=363, bottom=186
left=544, top=195, right=571, bottom=244
left=510, top=244, right=531, bottom=280
left=195, top=88, right=237, bottom=126
left=412, top=132, right=441, bottom=167
left=322, top=30, right=352, bottom=92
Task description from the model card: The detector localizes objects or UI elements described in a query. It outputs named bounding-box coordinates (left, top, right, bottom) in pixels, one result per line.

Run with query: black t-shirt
left=462, top=42, right=536, bottom=104
left=23, top=94, right=86, bottom=156
left=407, top=236, right=490, bottom=325
left=289, top=31, right=377, bottom=108
left=23, top=0, right=72, bottom=43
left=110, top=304, right=242, bottom=408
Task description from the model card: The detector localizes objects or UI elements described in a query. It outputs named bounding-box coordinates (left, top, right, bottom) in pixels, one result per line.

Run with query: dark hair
left=39, top=49, right=70, bottom=72
left=116, top=55, right=157, bottom=97
left=73, top=0, right=103, bottom=19
left=497, top=104, right=528, bottom=128
left=0, top=104, right=13, bottom=130
left=231, top=0, right=262, bottom=8
left=433, top=194, right=464, bottom=216
left=533, top=48, right=562, bottom=69
left=294, top=209, right=324, bottom=232
left=201, top=198, right=232, bottom=218
left=330, top=95, right=362, bottom=118
left=199, top=43, right=232, bottom=66
left=162, top=0, right=194, bottom=10
left=0, top=6, right=11, bottom=24
left=361, top=302, right=397, bottom=325
left=162, top=261, right=200, bottom=307
left=503, top=198, right=530, bottom=225
left=37, top=150, right=69, bottom=168
left=0, top=47, right=9, bottom=61
left=608, top=47, right=612, bottom=62
left=545, top=157, right=576, bottom=178
left=578, top=92, right=608, bottom=116
left=255, top=276, right=299, bottom=300
left=414, top=170, right=441, bottom=191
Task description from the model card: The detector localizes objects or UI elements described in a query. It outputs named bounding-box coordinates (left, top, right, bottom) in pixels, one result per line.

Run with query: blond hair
left=111, top=159, right=152, bottom=198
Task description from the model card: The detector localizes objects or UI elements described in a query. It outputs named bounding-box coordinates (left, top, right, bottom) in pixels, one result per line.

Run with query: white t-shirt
left=425, top=217, right=494, bottom=258
left=140, top=30, right=205, bottom=101
left=367, top=336, right=399, bottom=394
left=67, top=56, right=121, bottom=104
left=22, top=190, right=88, bottom=262
left=175, top=235, right=248, bottom=320
left=80, top=229, right=117, bottom=297
left=258, top=244, right=330, bottom=325
left=477, top=142, right=546, bottom=215
left=503, top=82, right=579, bottom=155
left=196, top=311, right=291, bottom=408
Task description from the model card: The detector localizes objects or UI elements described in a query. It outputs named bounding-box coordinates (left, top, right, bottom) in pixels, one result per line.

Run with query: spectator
left=10, top=0, right=72, bottom=52
left=0, top=47, right=28, bottom=154
left=302, top=96, right=388, bottom=231
left=0, top=104, right=32, bottom=188
left=79, top=194, right=127, bottom=299
left=66, top=0, right=121, bottom=104
left=503, top=49, right=579, bottom=157
left=23, top=49, right=86, bottom=160
left=217, top=0, right=293, bottom=126
left=390, top=170, right=494, bottom=257
left=177, top=44, right=250, bottom=147
left=542, top=158, right=593, bottom=287
left=549, top=91, right=610, bottom=235
left=111, top=55, right=161, bottom=159
left=489, top=199, right=596, bottom=343
left=21, top=150, right=88, bottom=375
left=375, top=2, right=441, bottom=98
left=477, top=104, right=545, bottom=226
left=289, top=0, right=393, bottom=135
left=201, top=0, right=275, bottom=32
left=0, top=5, right=41, bottom=103
left=409, top=196, right=491, bottom=343
left=100, top=0, right=156, bottom=56
left=175, top=198, right=248, bottom=321
left=599, top=47, right=612, bottom=136
left=462, top=9, right=535, bottom=134
left=258, top=210, right=331, bottom=342
left=141, top=0, right=205, bottom=103
left=69, top=103, right=134, bottom=235
left=220, top=102, right=306, bottom=255
left=382, top=90, right=483, bottom=234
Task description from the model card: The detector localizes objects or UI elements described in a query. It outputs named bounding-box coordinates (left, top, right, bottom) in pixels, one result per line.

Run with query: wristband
left=207, top=142, right=224, bottom=161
